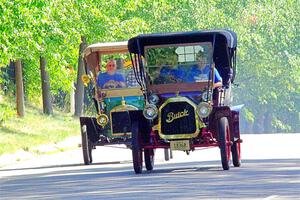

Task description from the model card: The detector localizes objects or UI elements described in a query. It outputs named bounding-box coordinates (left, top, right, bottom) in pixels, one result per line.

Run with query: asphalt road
left=1, top=134, right=300, bottom=200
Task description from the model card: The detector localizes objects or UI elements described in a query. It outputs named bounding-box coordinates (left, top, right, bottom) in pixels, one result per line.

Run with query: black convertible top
left=128, top=29, right=238, bottom=85
left=128, top=29, right=237, bottom=55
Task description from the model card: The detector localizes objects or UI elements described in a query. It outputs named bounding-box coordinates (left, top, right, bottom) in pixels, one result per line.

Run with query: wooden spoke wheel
left=218, top=117, right=231, bottom=170
left=144, top=149, right=155, bottom=171
left=81, top=125, right=93, bottom=165
left=231, top=139, right=241, bottom=167
left=131, top=121, right=143, bottom=174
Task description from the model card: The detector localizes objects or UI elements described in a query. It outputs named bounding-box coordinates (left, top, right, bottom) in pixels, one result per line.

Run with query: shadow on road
left=0, top=160, right=132, bottom=172
left=1, top=158, right=300, bottom=199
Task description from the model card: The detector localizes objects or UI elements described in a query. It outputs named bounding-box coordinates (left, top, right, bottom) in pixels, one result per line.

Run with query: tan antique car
left=79, top=41, right=144, bottom=165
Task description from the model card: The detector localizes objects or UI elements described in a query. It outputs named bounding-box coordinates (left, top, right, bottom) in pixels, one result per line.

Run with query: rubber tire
left=144, top=149, right=154, bottom=171
left=218, top=117, right=230, bottom=170
left=81, top=125, right=92, bottom=165
left=231, top=141, right=241, bottom=167
left=131, top=121, right=143, bottom=174
left=88, top=140, right=93, bottom=163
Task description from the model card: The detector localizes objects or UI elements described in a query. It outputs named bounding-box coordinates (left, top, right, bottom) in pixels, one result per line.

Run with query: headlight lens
left=96, top=114, right=109, bottom=127
left=143, top=104, right=158, bottom=120
left=197, top=102, right=212, bottom=118
left=148, top=94, right=159, bottom=105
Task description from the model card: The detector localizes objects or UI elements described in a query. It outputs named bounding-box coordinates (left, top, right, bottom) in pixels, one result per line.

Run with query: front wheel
left=144, top=149, right=154, bottom=171
left=231, top=140, right=241, bottom=167
left=131, top=121, right=143, bottom=174
left=218, top=117, right=230, bottom=170
left=81, top=125, right=92, bottom=165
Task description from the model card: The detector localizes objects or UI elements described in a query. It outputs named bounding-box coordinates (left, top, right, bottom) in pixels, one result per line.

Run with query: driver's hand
left=103, top=80, right=117, bottom=89
left=116, top=81, right=126, bottom=88
left=213, top=82, right=222, bottom=89
left=107, top=80, right=115, bottom=84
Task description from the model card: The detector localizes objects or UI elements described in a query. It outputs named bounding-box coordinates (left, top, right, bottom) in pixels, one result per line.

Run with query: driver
left=186, top=51, right=222, bottom=88
left=97, top=59, right=126, bottom=89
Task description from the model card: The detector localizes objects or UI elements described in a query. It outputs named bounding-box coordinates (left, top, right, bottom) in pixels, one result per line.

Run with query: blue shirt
left=186, top=65, right=222, bottom=83
left=160, top=66, right=186, bottom=82
left=97, top=72, right=125, bottom=88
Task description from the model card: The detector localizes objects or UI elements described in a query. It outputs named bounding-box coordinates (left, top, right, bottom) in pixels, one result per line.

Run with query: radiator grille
left=111, top=111, right=131, bottom=134
left=160, top=101, right=196, bottom=135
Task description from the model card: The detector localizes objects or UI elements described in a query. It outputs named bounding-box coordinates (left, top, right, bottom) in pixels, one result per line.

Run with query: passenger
left=97, top=59, right=126, bottom=89
left=186, top=51, right=222, bottom=88
left=126, top=69, right=139, bottom=87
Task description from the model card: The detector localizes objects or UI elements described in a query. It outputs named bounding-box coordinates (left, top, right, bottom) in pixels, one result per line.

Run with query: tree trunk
left=15, top=59, right=25, bottom=117
left=264, top=111, right=273, bottom=133
left=254, top=114, right=265, bottom=134
left=40, top=56, right=53, bottom=115
left=74, top=36, right=87, bottom=117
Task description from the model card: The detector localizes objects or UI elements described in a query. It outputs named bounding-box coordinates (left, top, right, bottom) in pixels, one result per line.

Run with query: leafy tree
left=233, top=0, right=300, bottom=132
left=0, top=0, right=298, bottom=132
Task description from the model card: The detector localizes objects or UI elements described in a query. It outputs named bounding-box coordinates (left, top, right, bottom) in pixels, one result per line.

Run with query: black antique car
left=80, top=41, right=144, bottom=165
left=127, top=30, right=242, bottom=173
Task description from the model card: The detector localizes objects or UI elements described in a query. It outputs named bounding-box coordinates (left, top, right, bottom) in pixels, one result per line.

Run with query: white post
left=70, top=82, right=75, bottom=114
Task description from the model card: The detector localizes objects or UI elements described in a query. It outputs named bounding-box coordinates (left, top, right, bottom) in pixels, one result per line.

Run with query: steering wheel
left=103, top=80, right=118, bottom=89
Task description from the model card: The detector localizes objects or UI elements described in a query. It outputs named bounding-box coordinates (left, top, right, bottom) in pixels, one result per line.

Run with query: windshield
left=145, top=43, right=213, bottom=85
left=97, top=57, right=139, bottom=89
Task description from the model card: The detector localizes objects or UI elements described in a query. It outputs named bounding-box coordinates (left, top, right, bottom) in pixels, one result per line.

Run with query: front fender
left=79, top=117, right=102, bottom=143
left=230, top=107, right=243, bottom=140
left=208, top=106, right=232, bottom=138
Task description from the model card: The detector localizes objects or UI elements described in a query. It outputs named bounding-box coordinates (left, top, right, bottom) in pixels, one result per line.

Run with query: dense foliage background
left=0, top=0, right=299, bottom=133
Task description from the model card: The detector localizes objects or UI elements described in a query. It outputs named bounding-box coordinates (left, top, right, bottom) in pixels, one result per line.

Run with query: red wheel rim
left=237, top=142, right=241, bottom=160
left=226, top=125, right=231, bottom=161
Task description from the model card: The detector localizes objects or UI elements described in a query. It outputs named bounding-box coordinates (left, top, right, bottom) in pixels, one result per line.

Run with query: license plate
left=170, top=140, right=190, bottom=151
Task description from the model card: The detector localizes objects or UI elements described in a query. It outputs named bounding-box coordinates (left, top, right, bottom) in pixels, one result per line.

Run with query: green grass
left=0, top=98, right=80, bottom=155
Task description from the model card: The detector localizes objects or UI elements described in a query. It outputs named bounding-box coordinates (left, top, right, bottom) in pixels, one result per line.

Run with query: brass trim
left=99, top=88, right=143, bottom=98
left=96, top=114, right=109, bottom=127
left=111, top=132, right=132, bottom=137
left=158, top=96, right=200, bottom=140
left=152, top=124, right=158, bottom=131
left=81, top=74, right=90, bottom=86
left=196, top=102, right=213, bottom=118
left=110, top=104, right=138, bottom=112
